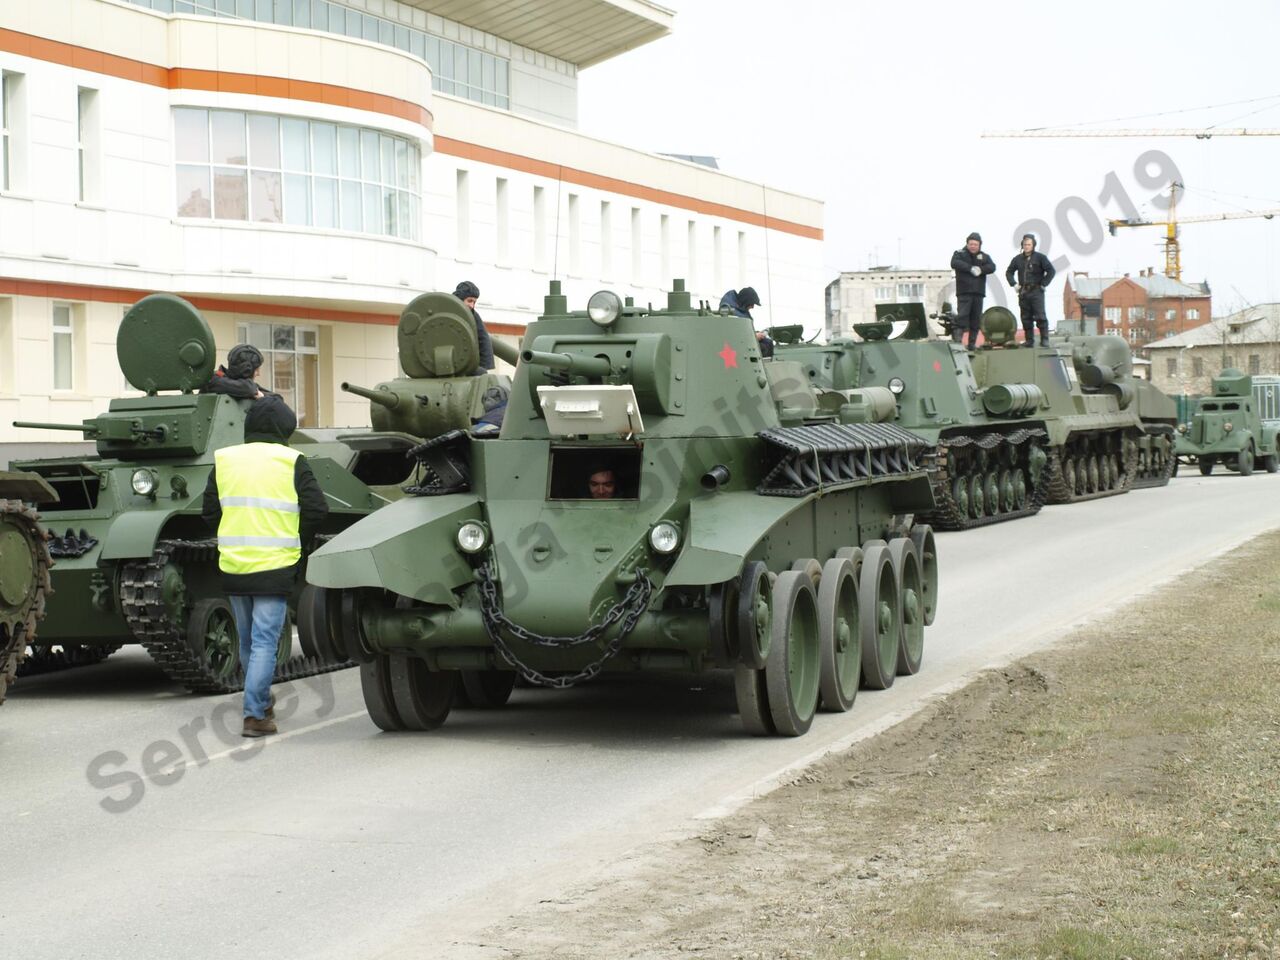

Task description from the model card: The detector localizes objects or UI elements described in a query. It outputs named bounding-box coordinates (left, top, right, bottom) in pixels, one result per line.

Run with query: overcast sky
left=580, top=0, right=1280, bottom=320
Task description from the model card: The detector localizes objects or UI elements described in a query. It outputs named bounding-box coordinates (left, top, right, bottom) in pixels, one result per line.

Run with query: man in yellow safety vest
left=202, top=397, right=328, bottom=737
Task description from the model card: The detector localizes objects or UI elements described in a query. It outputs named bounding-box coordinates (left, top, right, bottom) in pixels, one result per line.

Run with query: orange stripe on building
left=0, top=27, right=433, bottom=129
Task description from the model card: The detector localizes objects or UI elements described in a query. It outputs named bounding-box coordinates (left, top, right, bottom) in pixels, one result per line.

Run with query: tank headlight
left=131, top=468, right=157, bottom=496
left=1223, top=421, right=1234, bottom=432
left=648, top=520, right=681, bottom=555
left=587, top=290, right=622, bottom=327
left=1177, top=423, right=1188, bottom=433
left=888, top=377, right=906, bottom=396
left=456, top=521, right=489, bottom=554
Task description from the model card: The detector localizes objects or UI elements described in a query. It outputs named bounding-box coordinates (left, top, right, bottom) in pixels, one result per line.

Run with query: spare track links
left=1132, top=424, right=1177, bottom=490
left=919, top=428, right=1049, bottom=531
left=756, top=422, right=931, bottom=496
left=120, top=539, right=352, bottom=694
left=1, top=498, right=54, bottom=703
left=1043, top=432, right=1140, bottom=504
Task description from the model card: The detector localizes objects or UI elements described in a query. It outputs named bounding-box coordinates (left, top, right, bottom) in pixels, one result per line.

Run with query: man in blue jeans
left=202, top=396, right=328, bottom=737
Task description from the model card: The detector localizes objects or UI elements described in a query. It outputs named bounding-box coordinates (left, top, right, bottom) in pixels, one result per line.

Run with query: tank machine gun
left=10, top=294, right=382, bottom=693
left=308, top=280, right=942, bottom=737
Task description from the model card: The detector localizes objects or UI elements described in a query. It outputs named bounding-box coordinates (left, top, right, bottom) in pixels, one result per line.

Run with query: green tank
left=10, top=294, right=383, bottom=693
left=307, top=280, right=941, bottom=737
left=1173, top=369, right=1280, bottom=476
left=0, top=472, right=56, bottom=704
left=771, top=303, right=1049, bottom=530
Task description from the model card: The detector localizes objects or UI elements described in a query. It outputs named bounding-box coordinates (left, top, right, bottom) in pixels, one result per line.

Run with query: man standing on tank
left=453, top=281, right=494, bottom=374
left=1005, top=233, right=1056, bottom=347
left=950, top=232, right=995, bottom=350
left=202, top=396, right=328, bottom=737
left=719, top=286, right=773, bottom=357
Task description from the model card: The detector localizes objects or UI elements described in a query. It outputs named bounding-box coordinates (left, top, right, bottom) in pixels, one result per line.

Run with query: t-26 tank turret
left=0, top=471, right=56, bottom=704
left=308, top=280, right=942, bottom=737
left=11, top=294, right=382, bottom=693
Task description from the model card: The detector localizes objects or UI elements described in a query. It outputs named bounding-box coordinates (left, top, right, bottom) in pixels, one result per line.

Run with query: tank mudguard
left=306, top=492, right=479, bottom=607
left=99, top=506, right=184, bottom=560
left=664, top=491, right=807, bottom=586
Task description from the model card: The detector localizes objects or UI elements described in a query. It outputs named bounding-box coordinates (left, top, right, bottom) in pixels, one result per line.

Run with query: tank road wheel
left=764, top=571, right=821, bottom=736
left=1265, top=453, right=1279, bottom=474
left=339, top=590, right=376, bottom=664
left=1198, top=456, right=1215, bottom=476
left=734, top=664, right=774, bottom=736
left=459, top=670, right=516, bottom=708
left=1087, top=455, right=1100, bottom=493
left=888, top=539, right=925, bottom=676
left=968, top=475, right=985, bottom=519
left=736, top=561, right=772, bottom=670
left=998, top=468, right=1015, bottom=512
left=297, top=584, right=343, bottom=662
left=908, top=525, right=939, bottom=627
left=388, top=655, right=456, bottom=731
left=1013, top=469, right=1029, bottom=510
left=185, top=598, right=240, bottom=687
left=951, top=476, right=970, bottom=517
left=707, top=579, right=741, bottom=666
left=984, top=471, right=1001, bottom=515
left=360, top=655, right=405, bottom=731
left=790, top=558, right=822, bottom=588
left=834, top=545, right=864, bottom=574
left=817, top=557, right=860, bottom=713
left=859, top=543, right=899, bottom=690
left=1063, top=457, right=1077, bottom=495
left=1239, top=447, right=1255, bottom=477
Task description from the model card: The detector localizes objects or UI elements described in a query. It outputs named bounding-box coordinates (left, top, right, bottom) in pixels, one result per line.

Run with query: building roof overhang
left=401, top=0, right=674, bottom=67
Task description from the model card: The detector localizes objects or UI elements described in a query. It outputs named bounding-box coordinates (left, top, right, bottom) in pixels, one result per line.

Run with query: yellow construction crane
left=1107, top=182, right=1280, bottom=282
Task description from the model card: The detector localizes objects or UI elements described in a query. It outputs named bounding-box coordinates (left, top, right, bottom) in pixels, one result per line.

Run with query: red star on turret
left=718, top=342, right=738, bottom=368
left=933, top=360, right=943, bottom=372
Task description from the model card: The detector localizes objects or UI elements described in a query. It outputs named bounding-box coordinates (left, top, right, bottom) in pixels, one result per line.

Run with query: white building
left=825, top=268, right=952, bottom=338
left=0, top=0, right=824, bottom=444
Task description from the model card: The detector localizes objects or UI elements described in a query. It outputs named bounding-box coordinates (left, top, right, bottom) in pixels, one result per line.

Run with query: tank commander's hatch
left=116, top=293, right=217, bottom=394
left=874, top=303, right=930, bottom=340
left=398, top=292, right=479, bottom=377
left=537, top=385, right=645, bottom=438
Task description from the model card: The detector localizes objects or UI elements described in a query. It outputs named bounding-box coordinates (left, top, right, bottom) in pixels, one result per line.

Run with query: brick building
left=1146, top=303, right=1280, bottom=397
left=1063, top=270, right=1211, bottom=348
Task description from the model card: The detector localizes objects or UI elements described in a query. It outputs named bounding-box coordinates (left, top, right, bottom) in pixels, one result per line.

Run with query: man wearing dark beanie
left=1005, top=233, right=1056, bottom=347
left=950, top=232, right=995, bottom=350
left=719, top=286, right=773, bottom=357
left=453, top=280, right=494, bottom=373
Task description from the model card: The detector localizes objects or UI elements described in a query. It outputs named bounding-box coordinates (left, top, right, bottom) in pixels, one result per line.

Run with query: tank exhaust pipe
left=700, top=464, right=732, bottom=491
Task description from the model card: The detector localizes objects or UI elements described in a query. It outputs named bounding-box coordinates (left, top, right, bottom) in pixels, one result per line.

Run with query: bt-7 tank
left=1174, top=368, right=1279, bottom=476
left=11, top=294, right=382, bottom=693
left=307, top=280, right=942, bottom=737
left=0, top=472, right=56, bottom=704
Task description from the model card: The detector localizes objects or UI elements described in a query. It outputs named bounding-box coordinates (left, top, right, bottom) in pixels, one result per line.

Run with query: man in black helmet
left=201, top=344, right=278, bottom=399
left=950, top=232, right=995, bottom=350
left=719, top=286, right=773, bottom=357
left=1005, top=234, right=1056, bottom=347
left=453, top=280, right=494, bottom=374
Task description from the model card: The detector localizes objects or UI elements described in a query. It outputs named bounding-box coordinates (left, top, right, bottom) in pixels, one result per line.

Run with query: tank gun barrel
left=491, top=338, right=520, bottom=367
left=341, top=382, right=400, bottom=409
left=12, top=420, right=99, bottom=434
left=520, top=349, right=612, bottom=378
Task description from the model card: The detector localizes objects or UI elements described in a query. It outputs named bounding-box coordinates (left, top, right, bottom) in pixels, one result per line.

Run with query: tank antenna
left=762, top=183, right=776, bottom=330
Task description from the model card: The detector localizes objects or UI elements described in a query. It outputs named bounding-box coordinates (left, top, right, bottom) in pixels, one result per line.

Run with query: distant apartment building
left=1146, top=303, right=1280, bottom=396
left=1062, top=269, right=1210, bottom=348
left=825, top=268, right=952, bottom=338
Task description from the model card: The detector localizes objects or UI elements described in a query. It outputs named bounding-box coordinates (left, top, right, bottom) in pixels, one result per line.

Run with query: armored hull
left=308, top=281, right=944, bottom=737
left=1173, top=369, right=1280, bottom=476
left=0, top=472, right=55, bottom=703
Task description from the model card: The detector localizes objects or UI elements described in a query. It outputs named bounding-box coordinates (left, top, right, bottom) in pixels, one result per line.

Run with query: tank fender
left=306, top=492, right=479, bottom=607
left=664, top=491, right=808, bottom=586
left=100, top=506, right=184, bottom=560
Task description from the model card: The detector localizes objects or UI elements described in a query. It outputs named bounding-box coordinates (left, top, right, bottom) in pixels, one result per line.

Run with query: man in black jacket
left=202, top=397, right=328, bottom=737
left=950, top=232, right=995, bottom=350
left=201, top=343, right=277, bottom=399
left=1005, top=233, right=1056, bottom=347
left=454, top=281, right=495, bottom=374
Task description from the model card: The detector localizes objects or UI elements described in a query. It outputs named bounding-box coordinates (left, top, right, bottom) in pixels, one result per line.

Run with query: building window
left=0, top=71, right=20, bottom=191
left=874, top=285, right=894, bottom=302
left=686, top=220, right=697, bottom=291
left=237, top=322, right=319, bottom=426
left=631, top=208, right=643, bottom=285
left=1166, top=358, right=1177, bottom=376
left=1104, top=306, right=1121, bottom=323
left=1165, top=308, right=1176, bottom=321
left=1249, top=354, right=1261, bottom=374
left=600, top=201, right=612, bottom=278
left=428, top=36, right=510, bottom=109
left=567, top=193, right=580, bottom=275
left=77, top=87, right=100, bottom=202
left=174, top=107, right=421, bottom=241
left=1193, top=356, right=1204, bottom=377
left=533, top=185, right=547, bottom=271
left=495, top=177, right=509, bottom=265
left=712, top=224, right=723, bottom=292
left=660, top=214, right=671, bottom=285
left=1224, top=355, right=1235, bottom=371
left=52, top=303, right=75, bottom=390
left=1128, top=306, right=1145, bottom=322
left=897, top=282, right=924, bottom=300
left=455, top=169, right=469, bottom=257
left=1187, top=308, right=1200, bottom=321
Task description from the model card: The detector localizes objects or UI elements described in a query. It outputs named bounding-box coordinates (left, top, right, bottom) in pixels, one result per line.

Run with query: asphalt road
left=3, top=472, right=1277, bottom=959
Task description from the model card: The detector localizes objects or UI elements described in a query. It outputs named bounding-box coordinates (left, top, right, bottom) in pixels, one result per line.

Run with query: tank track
left=120, top=539, right=352, bottom=695
left=1042, top=433, right=1140, bottom=504
left=15, top=643, right=121, bottom=678
left=917, top=428, right=1049, bottom=531
left=1132, top=425, right=1177, bottom=490
left=1, top=499, right=54, bottom=704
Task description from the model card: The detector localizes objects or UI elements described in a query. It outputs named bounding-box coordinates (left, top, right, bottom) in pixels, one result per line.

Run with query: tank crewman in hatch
left=201, top=344, right=278, bottom=400
left=201, top=396, right=328, bottom=738
left=950, top=232, right=996, bottom=350
left=587, top=464, right=618, bottom=499
left=453, top=280, right=495, bottom=375
left=719, top=286, right=773, bottom=357
left=1005, top=233, right=1057, bottom=348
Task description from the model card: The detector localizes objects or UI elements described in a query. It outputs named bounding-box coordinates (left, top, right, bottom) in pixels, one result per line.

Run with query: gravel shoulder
left=456, top=530, right=1280, bottom=960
